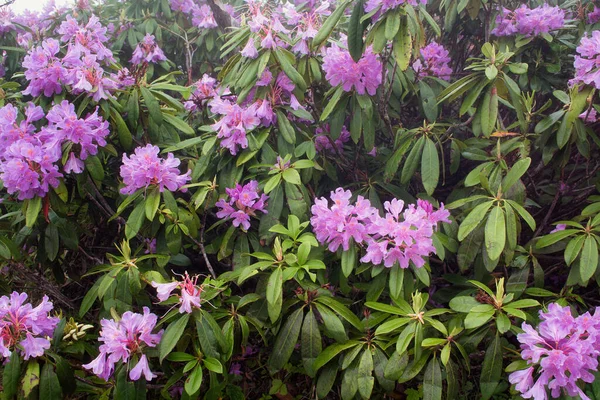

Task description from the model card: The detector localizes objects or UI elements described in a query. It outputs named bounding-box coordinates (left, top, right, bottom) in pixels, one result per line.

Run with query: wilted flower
left=151, top=272, right=203, bottom=313
left=216, top=180, right=268, bottom=230
left=83, top=307, right=162, bottom=381
left=322, top=44, right=382, bottom=96
left=0, top=292, right=59, bottom=360
left=119, top=144, right=191, bottom=195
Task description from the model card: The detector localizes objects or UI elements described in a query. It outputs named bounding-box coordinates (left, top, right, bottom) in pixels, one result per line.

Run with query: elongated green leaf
left=357, top=349, right=374, bottom=399
left=480, top=85, right=498, bottom=137
left=536, top=229, right=580, bottom=248
left=580, top=235, right=599, bottom=282
left=302, top=308, right=322, bottom=377
left=125, top=201, right=146, bottom=239
left=401, top=136, right=425, bottom=184
left=25, top=197, right=42, bottom=228
left=393, top=20, right=411, bottom=71
left=40, top=363, right=62, bottom=400
left=140, top=86, right=163, bottom=125
left=423, top=358, right=442, bottom=400
left=457, top=201, right=494, bottom=241
left=276, top=110, right=296, bottom=144
left=159, top=313, right=190, bottom=362
left=314, top=341, right=360, bottom=372
left=3, top=352, right=21, bottom=400
left=312, top=1, right=351, bottom=47
left=421, top=138, right=439, bottom=195
left=163, top=113, right=195, bottom=135
left=320, top=86, right=344, bottom=121
left=269, top=307, right=305, bottom=371
left=480, top=333, right=502, bottom=400
left=347, top=0, right=365, bottom=62
left=267, top=267, right=283, bottom=323
left=274, top=49, right=307, bottom=91
left=485, top=206, right=506, bottom=261
left=502, top=157, right=531, bottom=192
left=184, top=365, right=203, bottom=395
left=145, top=187, right=161, bottom=221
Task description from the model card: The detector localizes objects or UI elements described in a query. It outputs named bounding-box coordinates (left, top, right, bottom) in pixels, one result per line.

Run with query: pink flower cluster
left=184, top=74, right=220, bottom=112
left=22, top=15, right=117, bottom=101
left=119, top=144, right=191, bottom=195
left=131, top=34, right=167, bottom=65
left=310, top=189, right=450, bottom=268
left=83, top=307, right=162, bottom=381
left=492, top=4, right=565, bottom=37
left=364, top=0, right=427, bottom=20
left=281, top=2, right=332, bottom=55
left=0, top=292, right=59, bottom=361
left=322, top=44, right=382, bottom=96
left=0, top=101, right=109, bottom=200
left=151, top=272, right=203, bottom=314
left=169, top=0, right=219, bottom=29
left=590, top=6, right=600, bottom=24
left=413, top=42, right=452, bottom=81
left=509, top=303, right=600, bottom=400
left=571, top=31, right=600, bottom=89
left=216, top=180, right=269, bottom=230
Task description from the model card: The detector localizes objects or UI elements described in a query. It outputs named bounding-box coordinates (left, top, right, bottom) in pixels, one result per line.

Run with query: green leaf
left=502, top=157, right=531, bottom=192
left=264, top=174, right=282, bottom=194
left=140, top=86, right=163, bottom=125
left=25, top=197, right=42, bottom=228
left=22, top=360, right=40, bottom=398
left=401, top=136, right=425, bottom=184
left=203, top=357, right=223, bottom=374
left=384, top=351, right=409, bottom=381
left=480, top=86, right=498, bottom=137
left=184, top=365, right=203, bottom=395
left=314, top=341, right=360, bottom=372
left=385, top=11, right=401, bottom=40
left=282, top=168, right=302, bottom=185
left=274, top=49, right=307, bottom=91
left=320, top=86, right=345, bottom=121
left=564, top=235, right=585, bottom=266
left=449, top=296, right=480, bottom=313
left=159, top=313, right=190, bottom=362
left=393, top=21, right=412, bottom=71
left=480, top=333, right=502, bottom=400
left=485, top=206, right=506, bottom=261
left=125, top=201, right=146, bottom=239
left=534, top=110, right=565, bottom=134
left=85, top=155, right=104, bottom=181
left=419, top=81, right=438, bottom=122
left=464, top=309, right=494, bottom=329
left=505, top=200, right=536, bottom=231
left=40, top=363, right=62, bottom=400
left=341, top=245, right=356, bottom=277
left=580, top=235, right=599, bottom=282
left=3, top=352, right=20, bottom=400
left=302, top=308, right=322, bottom=377
left=267, top=268, right=283, bottom=323
left=536, top=229, right=579, bottom=248
left=317, top=363, right=338, bottom=399
left=312, top=0, right=351, bottom=47
left=421, top=138, right=439, bottom=195
left=357, top=350, right=374, bottom=399
left=276, top=110, right=296, bottom=144
left=457, top=201, right=494, bottom=241
left=317, top=296, right=363, bottom=330
left=112, top=109, right=132, bottom=150
left=145, top=187, right=161, bottom=221
left=348, top=0, right=365, bottom=62
left=269, top=307, right=305, bottom=371
left=163, top=113, right=195, bottom=135
left=423, top=358, right=442, bottom=400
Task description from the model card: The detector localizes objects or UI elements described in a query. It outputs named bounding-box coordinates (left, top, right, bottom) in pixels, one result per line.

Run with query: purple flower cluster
left=169, top=0, right=219, bottom=29
left=0, top=101, right=109, bottom=200
left=310, top=189, right=450, bottom=268
left=209, top=98, right=262, bottom=155
left=580, top=108, right=599, bottom=124
left=281, top=2, right=332, bottom=55
left=151, top=272, right=203, bottom=314
left=322, top=44, right=382, bottom=96
left=131, top=34, right=167, bottom=65
left=413, top=42, right=452, bottom=81
left=571, top=31, right=600, bottom=89
left=83, top=307, right=162, bottom=381
left=184, top=74, right=220, bottom=112
left=22, top=15, right=117, bottom=101
left=119, top=144, right=191, bottom=195
left=590, top=6, right=600, bottom=24
left=509, top=303, right=600, bottom=400
left=0, top=292, right=59, bottom=360
left=314, top=125, right=350, bottom=153
left=364, top=0, right=427, bottom=20
left=492, top=4, right=565, bottom=37
left=216, top=180, right=269, bottom=230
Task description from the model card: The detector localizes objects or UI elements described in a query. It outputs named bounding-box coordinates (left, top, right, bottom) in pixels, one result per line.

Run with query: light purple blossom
left=413, top=42, right=452, bottom=81
left=579, top=108, right=599, bottom=123
left=365, top=0, right=427, bottom=20
left=590, top=6, right=600, bottom=24
left=22, top=38, right=68, bottom=97
left=57, top=15, right=114, bottom=62
left=131, top=34, right=167, bottom=65
left=509, top=304, right=600, bottom=400
left=571, top=31, right=600, bottom=89
left=119, top=144, right=191, bottom=195
left=216, top=180, right=268, bottom=230
left=549, top=224, right=567, bottom=233
left=151, top=272, right=203, bottom=314
left=492, top=5, right=565, bottom=37
left=83, top=307, right=162, bottom=381
left=0, top=292, right=59, bottom=360
left=209, top=98, right=262, bottom=155
left=184, top=74, right=220, bottom=112
left=322, top=44, right=382, bottom=96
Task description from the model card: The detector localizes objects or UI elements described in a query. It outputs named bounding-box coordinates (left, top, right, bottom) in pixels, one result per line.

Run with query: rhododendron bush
left=1, top=0, right=600, bottom=398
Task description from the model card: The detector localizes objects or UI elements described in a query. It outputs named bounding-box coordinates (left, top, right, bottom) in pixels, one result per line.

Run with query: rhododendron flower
left=0, top=103, right=44, bottom=157
left=314, top=125, right=350, bottom=153
left=216, top=180, right=268, bottom=230
left=57, top=15, right=114, bottom=62
left=590, top=6, right=600, bottom=24
left=509, top=304, right=600, bottom=400
left=192, top=5, right=218, bottom=28
left=322, top=44, right=382, bottom=95
left=571, top=31, right=600, bottom=89
left=41, top=101, right=110, bottom=173
left=492, top=4, right=565, bottom=37
left=83, top=307, right=162, bottom=381
left=184, top=74, right=221, bottom=112
left=22, top=38, right=68, bottom=97
left=413, top=42, right=452, bottom=80
left=0, top=292, right=59, bottom=360
left=549, top=224, right=567, bottom=233
left=365, top=0, right=427, bottom=19
left=209, top=98, right=262, bottom=155
left=579, top=108, right=599, bottom=123
left=151, top=272, right=203, bottom=313
left=131, top=34, right=167, bottom=65
left=119, top=144, right=191, bottom=195
left=310, top=189, right=450, bottom=267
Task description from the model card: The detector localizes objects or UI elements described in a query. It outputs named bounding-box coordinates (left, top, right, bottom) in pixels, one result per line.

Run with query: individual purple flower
left=68, top=55, right=117, bottom=101
left=571, top=31, right=600, bottom=89
left=413, top=42, right=452, bottom=81
left=0, top=140, right=62, bottom=200
left=57, top=15, right=114, bottom=62
left=322, top=44, right=382, bottom=96
left=144, top=238, right=157, bottom=254
left=0, top=103, right=44, bottom=157
left=209, top=98, right=261, bottom=155
left=119, top=144, right=191, bottom=195
left=492, top=5, right=565, bottom=37
left=314, top=125, right=350, bottom=153
left=114, top=68, right=136, bottom=89
left=0, top=292, right=59, bottom=360
left=590, top=6, right=600, bottom=24
left=549, top=224, right=567, bottom=233
left=579, top=108, right=599, bottom=123
left=131, top=34, right=167, bottom=65
left=40, top=101, right=110, bottom=173
left=241, top=38, right=259, bottom=58
left=83, top=307, right=162, bottom=381
left=216, top=180, right=268, bottom=230
left=192, top=5, right=218, bottom=28
left=184, top=74, right=220, bottom=112
left=151, top=272, right=203, bottom=314
left=364, top=0, right=427, bottom=20
left=509, top=303, right=600, bottom=400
